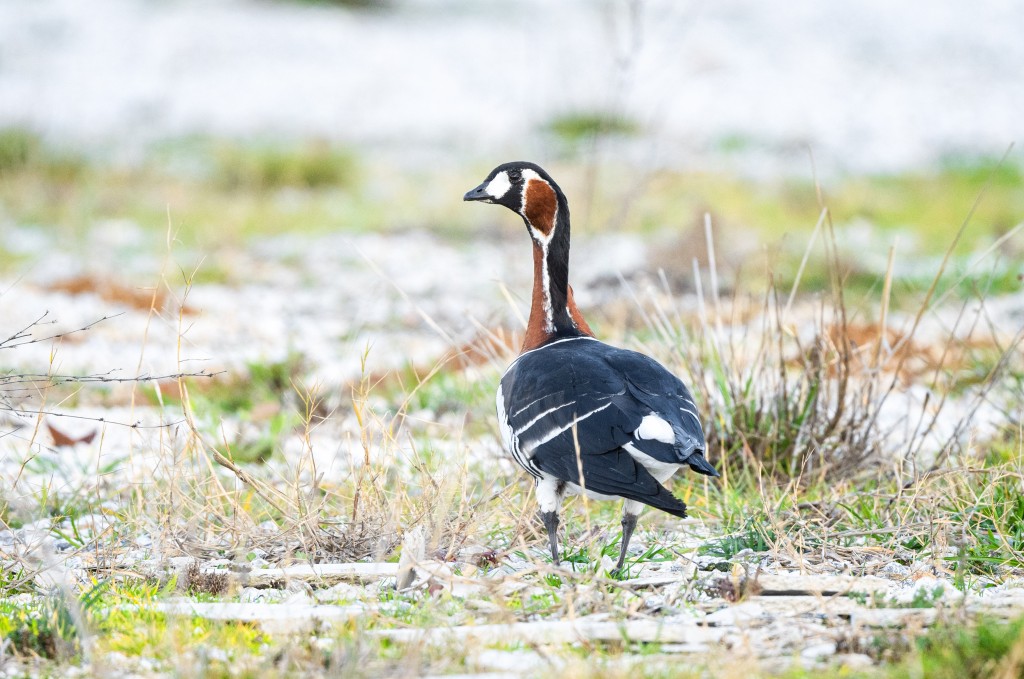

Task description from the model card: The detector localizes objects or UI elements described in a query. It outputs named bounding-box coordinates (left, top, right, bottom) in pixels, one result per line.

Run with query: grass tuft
left=546, top=112, right=640, bottom=143
left=212, top=140, right=358, bottom=191
left=2, top=145, right=1023, bottom=676
left=916, top=615, right=1024, bottom=678
left=0, top=126, right=87, bottom=184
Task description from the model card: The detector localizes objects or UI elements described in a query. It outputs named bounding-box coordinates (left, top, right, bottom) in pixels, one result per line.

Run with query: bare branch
left=2, top=313, right=219, bottom=431
left=0, top=312, right=125, bottom=350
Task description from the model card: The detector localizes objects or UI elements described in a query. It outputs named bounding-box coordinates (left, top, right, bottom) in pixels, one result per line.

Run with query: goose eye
left=508, top=170, right=522, bottom=183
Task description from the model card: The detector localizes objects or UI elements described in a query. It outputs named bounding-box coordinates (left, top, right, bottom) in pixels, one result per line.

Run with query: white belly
left=624, top=442, right=682, bottom=484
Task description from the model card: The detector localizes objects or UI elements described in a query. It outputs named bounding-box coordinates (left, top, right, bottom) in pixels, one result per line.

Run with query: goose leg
left=536, top=477, right=565, bottom=565
left=615, top=501, right=643, bottom=573
left=540, top=510, right=560, bottom=565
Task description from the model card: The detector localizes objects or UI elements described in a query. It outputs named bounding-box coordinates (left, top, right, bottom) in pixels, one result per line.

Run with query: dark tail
left=685, top=452, right=720, bottom=478
left=642, top=484, right=688, bottom=519
left=622, top=474, right=688, bottom=519
left=533, top=447, right=690, bottom=519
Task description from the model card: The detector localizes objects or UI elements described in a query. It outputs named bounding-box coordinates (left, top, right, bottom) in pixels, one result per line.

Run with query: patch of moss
left=0, top=126, right=87, bottom=184
left=212, top=140, right=358, bottom=192
left=546, top=112, right=640, bottom=143
left=915, top=615, right=1024, bottom=678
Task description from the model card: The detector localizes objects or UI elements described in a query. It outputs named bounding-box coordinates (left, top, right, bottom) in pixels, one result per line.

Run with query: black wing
left=532, top=444, right=689, bottom=518
left=498, top=338, right=716, bottom=498
left=602, top=347, right=713, bottom=474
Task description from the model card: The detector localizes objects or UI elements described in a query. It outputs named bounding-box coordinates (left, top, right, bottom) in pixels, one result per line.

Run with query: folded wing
left=499, top=339, right=716, bottom=493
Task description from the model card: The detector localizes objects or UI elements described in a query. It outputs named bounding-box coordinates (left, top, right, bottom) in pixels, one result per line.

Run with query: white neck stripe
left=539, top=239, right=553, bottom=332
left=521, top=172, right=558, bottom=332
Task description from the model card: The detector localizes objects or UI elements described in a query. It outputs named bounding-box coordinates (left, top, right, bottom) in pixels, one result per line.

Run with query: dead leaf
left=47, top=274, right=195, bottom=315
left=47, top=421, right=97, bottom=447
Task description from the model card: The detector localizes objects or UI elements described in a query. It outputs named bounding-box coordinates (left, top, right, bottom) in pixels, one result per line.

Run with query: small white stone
left=704, top=602, right=765, bottom=626
left=473, top=649, right=549, bottom=673
left=239, top=587, right=284, bottom=603
left=801, top=641, right=837, bottom=659
left=834, top=653, right=874, bottom=669
left=881, top=561, right=911, bottom=577
left=314, top=582, right=364, bottom=603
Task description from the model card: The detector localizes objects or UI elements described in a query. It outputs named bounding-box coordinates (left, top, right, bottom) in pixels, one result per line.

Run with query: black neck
left=545, top=219, right=575, bottom=336
left=536, top=189, right=580, bottom=338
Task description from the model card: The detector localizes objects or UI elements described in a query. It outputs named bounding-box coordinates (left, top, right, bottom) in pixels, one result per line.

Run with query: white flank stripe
left=512, top=393, right=548, bottom=418
left=525, top=402, right=613, bottom=453
left=497, top=384, right=540, bottom=478
left=495, top=385, right=514, bottom=456
left=514, top=400, right=576, bottom=437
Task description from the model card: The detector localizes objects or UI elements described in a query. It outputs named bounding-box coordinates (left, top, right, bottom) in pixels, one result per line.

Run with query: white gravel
left=0, top=227, right=643, bottom=381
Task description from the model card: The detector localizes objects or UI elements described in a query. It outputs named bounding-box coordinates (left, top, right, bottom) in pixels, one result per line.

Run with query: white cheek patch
left=636, top=414, right=676, bottom=444
left=485, top=171, right=511, bottom=199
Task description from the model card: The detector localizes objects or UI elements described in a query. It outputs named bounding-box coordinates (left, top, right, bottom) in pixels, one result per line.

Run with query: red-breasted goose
left=464, top=161, right=719, bottom=572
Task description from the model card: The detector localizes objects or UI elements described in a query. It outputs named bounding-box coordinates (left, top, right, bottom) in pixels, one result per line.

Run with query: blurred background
left=0, top=0, right=1021, bottom=377
left=3, top=4, right=1024, bottom=673
left=3, top=0, right=1022, bottom=171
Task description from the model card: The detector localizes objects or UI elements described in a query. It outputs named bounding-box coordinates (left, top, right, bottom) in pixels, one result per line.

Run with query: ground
left=2, top=0, right=1024, bottom=661
left=1, top=130, right=1023, bottom=677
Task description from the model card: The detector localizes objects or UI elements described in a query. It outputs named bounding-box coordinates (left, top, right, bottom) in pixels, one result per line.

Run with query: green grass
left=0, top=592, right=82, bottom=660
left=210, top=140, right=357, bottom=192
left=912, top=614, right=1024, bottom=678
left=629, top=156, right=1024, bottom=251
left=0, top=127, right=87, bottom=183
left=814, top=614, right=1024, bottom=678
left=545, top=111, right=641, bottom=143
left=698, top=516, right=774, bottom=559
left=140, top=354, right=310, bottom=463
left=0, top=129, right=373, bottom=252
left=2, top=129, right=1024, bottom=676
left=699, top=464, right=1024, bottom=583
left=3, top=126, right=1020, bottom=298
left=0, top=578, right=285, bottom=673
left=580, top=155, right=1024, bottom=296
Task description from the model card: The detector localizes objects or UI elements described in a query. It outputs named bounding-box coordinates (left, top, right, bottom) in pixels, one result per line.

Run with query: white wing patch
left=636, top=413, right=675, bottom=444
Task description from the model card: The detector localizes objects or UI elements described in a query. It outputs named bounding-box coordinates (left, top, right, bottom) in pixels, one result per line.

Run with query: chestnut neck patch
left=523, top=178, right=557, bottom=237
